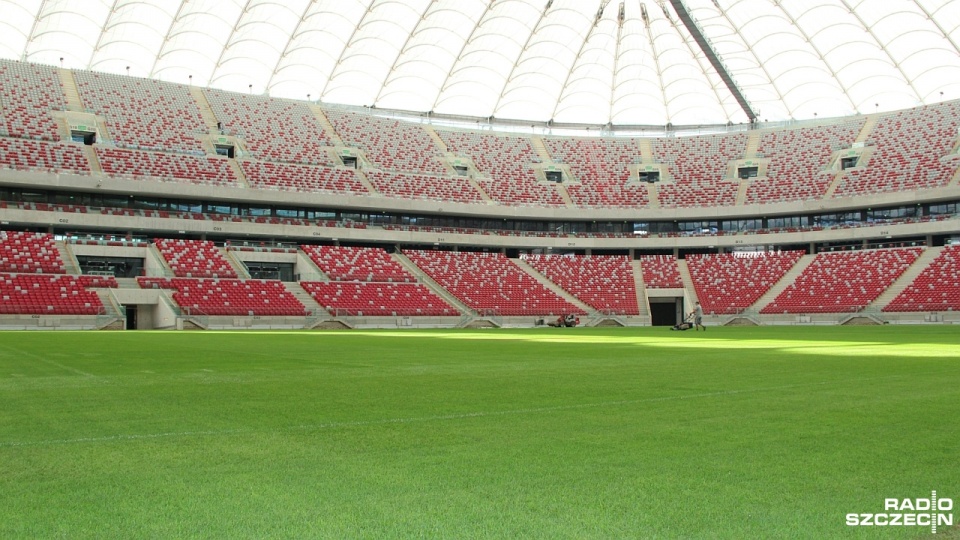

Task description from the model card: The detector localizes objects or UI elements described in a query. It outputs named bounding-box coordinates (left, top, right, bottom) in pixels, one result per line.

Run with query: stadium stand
left=300, top=245, right=415, bottom=282
left=686, top=251, right=805, bottom=314
left=438, top=130, right=565, bottom=207
left=653, top=133, right=746, bottom=208
left=0, top=59, right=65, bottom=141
left=326, top=110, right=448, bottom=174
left=541, top=137, right=649, bottom=208
left=239, top=160, right=368, bottom=194
left=746, top=121, right=864, bottom=204
left=97, top=147, right=237, bottom=186
left=364, top=170, right=485, bottom=204
left=0, top=231, right=65, bottom=274
left=138, top=277, right=307, bottom=316
left=153, top=239, right=238, bottom=278
left=834, top=101, right=960, bottom=197
left=74, top=71, right=205, bottom=152
left=204, top=89, right=334, bottom=165
left=0, top=137, right=89, bottom=174
left=523, top=254, right=640, bottom=314
left=760, top=247, right=922, bottom=314
left=0, top=273, right=116, bottom=315
left=638, top=255, right=683, bottom=288
left=883, top=245, right=960, bottom=312
left=403, top=250, right=584, bottom=316
left=300, top=281, right=457, bottom=316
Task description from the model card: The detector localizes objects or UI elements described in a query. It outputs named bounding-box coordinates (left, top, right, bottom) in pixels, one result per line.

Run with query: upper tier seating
left=403, top=250, right=584, bottom=316
left=542, top=137, right=649, bottom=208
left=523, top=254, right=639, bottom=314
left=239, top=160, right=368, bottom=195
left=301, top=245, right=415, bottom=282
left=0, top=137, right=90, bottom=174
left=653, top=133, right=746, bottom=208
left=138, top=277, right=306, bottom=316
left=204, top=89, right=334, bottom=165
left=686, top=251, right=805, bottom=315
left=365, top=170, right=484, bottom=204
left=0, top=231, right=65, bottom=273
left=154, top=239, right=238, bottom=278
left=0, top=60, right=66, bottom=141
left=760, top=247, right=922, bottom=314
left=300, top=281, right=457, bottom=316
left=74, top=71, right=205, bottom=152
left=438, top=130, right=565, bottom=207
left=638, top=255, right=683, bottom=288
left=746, top=120, right=864, bottom=204
left=326, top=110, right=448, bottom=175
left=834, top=101, right=960, bottom=197
left=0, top=273, right=116, bottom=315
left=97, top=147, right=237, bottom=186
left=883, top=245, right=960, bottom=312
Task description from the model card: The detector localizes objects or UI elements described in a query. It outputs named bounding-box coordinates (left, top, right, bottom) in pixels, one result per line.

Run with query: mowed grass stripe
left=0, top=327, right=957, bottom=539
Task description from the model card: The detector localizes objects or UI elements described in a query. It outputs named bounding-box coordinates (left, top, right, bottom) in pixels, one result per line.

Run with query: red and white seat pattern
left=542, top=137, right=649, bottom=208
left=761, top=247, right=922, bottom=314
left=438, top=130, right=565, bottom=207
left=404, top=250, right=583, bottom=316
left=638, top=255, right=683, bottom=288
left=300, top=281, right=457, bottom=316
left=326, top=110, right=448, bottom=174
left=204, top=90, right=334, bottom=165
left=653, top=133, right=746, bottom=208
left=75, top=71, right=205, bottom=152
left=0, top=231, right=65, bottom=274
left=833, top=101, right=960, bottom=197
left=240, top=160, right=368, bottom=195
left=0, top=60, right=66, bottom=141
left=0, top=273, right=115, bottom=315
left=0, top=138, right=89, bottom=174
left=154, top=239, right=238, bottom=278
left=138, top=277, right=306, bottom=316
left=524, top=254, right=639, bottom=314
left=365, top=170, right=484, bottom=204
left=883, top=246, right=960, bottom=312
left=97, top=147, right=237, bottom=186
left=686, top=251, right=804, bottom=314
left=301, top=245, right=415, bottom=282
left=746, top=121, right=864, bottom=204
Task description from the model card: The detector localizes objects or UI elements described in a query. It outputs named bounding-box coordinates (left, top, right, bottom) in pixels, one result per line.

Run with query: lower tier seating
left=686, top=251, right=804, bottom=315
left=403, top=250, right=584, bottom=316
left=0, top=231, right=65, bottom=274
left=137, top=277, right=307, bottom=316
left=0, top=273, right=116, bottom=315
left=523, top=254, right=639, bottom=314
left=300, top=281, right=458, bottom=316
left=760, top=247, right=922, bottom=314
left=883, top=246, right=960, bottom=312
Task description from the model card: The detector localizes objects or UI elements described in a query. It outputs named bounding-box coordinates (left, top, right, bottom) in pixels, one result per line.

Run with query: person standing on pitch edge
left=691, top=301, right=705, bottom=331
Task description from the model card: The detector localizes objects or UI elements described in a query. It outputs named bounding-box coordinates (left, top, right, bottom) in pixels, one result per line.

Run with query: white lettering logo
left=846, top=492, right=954, bottom=534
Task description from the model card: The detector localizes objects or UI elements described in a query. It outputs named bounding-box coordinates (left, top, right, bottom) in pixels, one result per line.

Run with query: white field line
left=0, top=377, right=893, bottom=449
left=0, top=345, right=101, bottom=379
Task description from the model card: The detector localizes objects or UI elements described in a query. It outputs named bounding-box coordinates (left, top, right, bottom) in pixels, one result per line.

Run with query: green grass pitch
left=1, top=326, right=958, bottom=539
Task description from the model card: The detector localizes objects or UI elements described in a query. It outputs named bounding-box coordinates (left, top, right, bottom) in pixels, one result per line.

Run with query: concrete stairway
left=391, top=252, right=473, bottom=315
left=509, top=257, right=594, bottom=314
left=530, top=136, right=553, bottom=162
left=750, top=253, right=817, bottom=311
left=59, top=69, right=84, bottom=112
left=296, top=251, right=329, bottom=282
left=189, top=87, right=220, bottom=132
left=855, top=114, right=880, bottom=143
left=283, top=281, right=328, bottom=316
left=309, top=104, right=344, bottom=146
left=676, top=259, right=699, bottom=306
left=222, top=249, right=251, bottom=279
left=56, top=241, right=81, bottom=274
left=630, top=260, right=650, bottom=316
left=868, top=246, right=943, bottom=310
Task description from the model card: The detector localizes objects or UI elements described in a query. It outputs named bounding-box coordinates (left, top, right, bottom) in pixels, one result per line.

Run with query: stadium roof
left=2, top=0, right=959, bottom=126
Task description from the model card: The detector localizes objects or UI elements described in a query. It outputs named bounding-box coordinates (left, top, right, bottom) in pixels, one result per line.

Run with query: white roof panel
left=2, top=0, right=958, bottom=126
